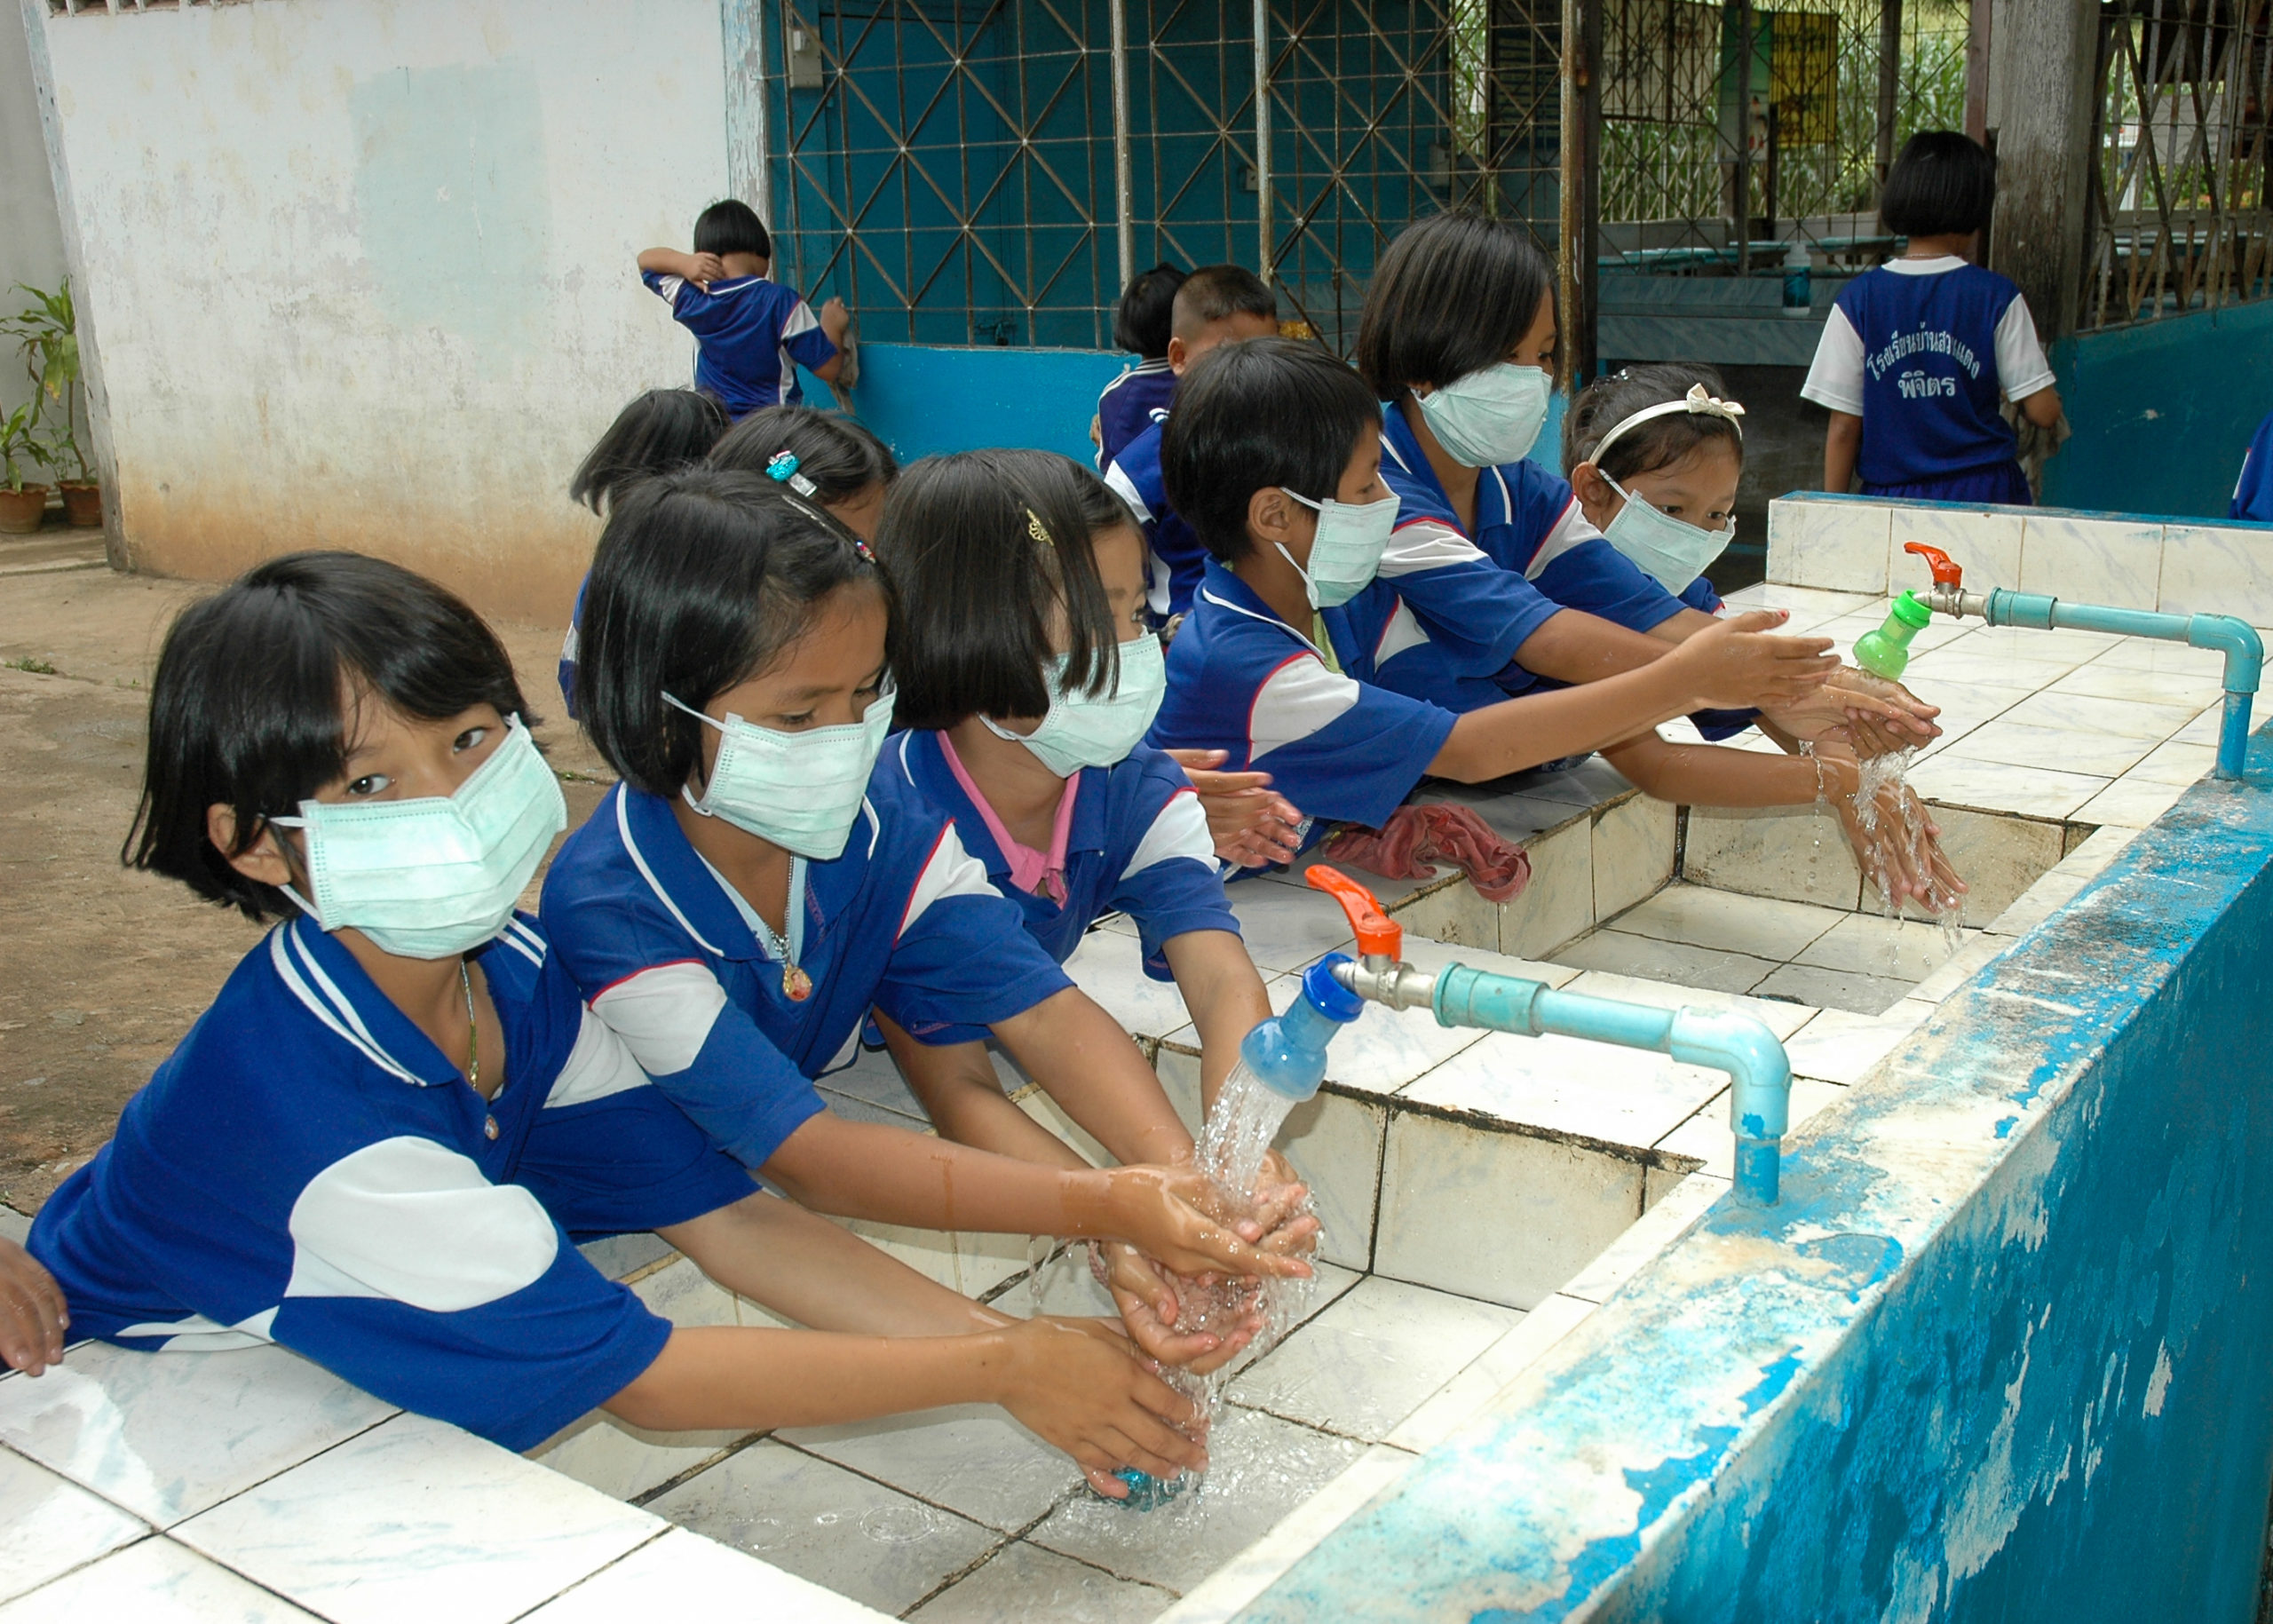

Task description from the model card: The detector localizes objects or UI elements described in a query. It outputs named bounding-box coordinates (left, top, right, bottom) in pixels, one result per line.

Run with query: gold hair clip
left=1026, top=508, right=1053, bottom=549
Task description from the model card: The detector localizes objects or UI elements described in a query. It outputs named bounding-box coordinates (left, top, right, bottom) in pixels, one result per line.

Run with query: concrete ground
left=0, top=535, right=602, bottom=1216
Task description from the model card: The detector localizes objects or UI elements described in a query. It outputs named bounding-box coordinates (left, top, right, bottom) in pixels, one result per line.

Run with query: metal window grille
left=769, top=0, right=1564, bottom=353
left=2080, top=0, right=2273, bottom=331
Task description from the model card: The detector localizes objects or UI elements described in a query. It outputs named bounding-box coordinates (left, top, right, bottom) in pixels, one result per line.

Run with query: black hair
left=875, top=449, right=1132, bottom=731
left=123, top=551, right=529, bottom=922
left=1879, top=131, right=1998, bottom=240
left=570, top=389, right=731, bottom=514
left=1161, top=337, right=1382, bottom=564
left=1356, top=211, right=1555, bottom=400
left=1113, top=263, right=1187, bottom=357
left=693, top=198, right=774, bottom=262
left=1563, top=362, right=1745, bottom=482
left=709, top=404, right=899, bottom=504
left=578, top=467, right=886, bottom=798
left=1170, top=265, right=1277, bottom=340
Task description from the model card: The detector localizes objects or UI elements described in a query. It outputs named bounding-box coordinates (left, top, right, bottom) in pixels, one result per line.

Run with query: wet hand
left=1165, top=749, right=1306, bottom=867
left=1680, top=610, right=1840, bottom=709
left=995, top=1316, right=1207, bottom=1490
left=0, top=1239, right=67, bottom=1376
left=1100, top=1166, right=1315, bottom=1281
left=1099, top=1243, right=1260, bottom=1373
left=1245, top=1150, right=1320, bottom=1255
left=1762, top=668, right=1940, bottom=750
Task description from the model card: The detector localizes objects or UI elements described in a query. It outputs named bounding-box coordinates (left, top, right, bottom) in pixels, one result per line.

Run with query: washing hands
left=1761, top=666, right=1941, bottom=756
left=1816, top=738, right=1968, bottom=914
left=1166, top=748, right=1306, bottom=868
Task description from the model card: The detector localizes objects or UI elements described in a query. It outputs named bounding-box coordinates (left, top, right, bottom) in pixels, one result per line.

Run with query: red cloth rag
left=1322, top=803, right=1533, bottom=904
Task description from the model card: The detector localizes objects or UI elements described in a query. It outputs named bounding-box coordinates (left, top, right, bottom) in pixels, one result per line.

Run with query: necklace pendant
left=483, top=1113, right=499, bottom=1141
left=782, top=963, right=814, bottom=1002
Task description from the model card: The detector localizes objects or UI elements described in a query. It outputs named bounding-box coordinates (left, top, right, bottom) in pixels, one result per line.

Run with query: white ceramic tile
left=1887, top=503, right=2024, bottom=594
left=2155, top=524, right=2273, bottom=624
left=1550, top=929, right=1786, bottom=998
left=0, top=1341, right=395, bottom=1527
left=839, top=1216, right=1035, bottom=1303
left=2071, top=774, right=2190, bottom=829
left=1887, top=802, right=2066, bottom=925
left=1680, top=804, right=1865, bottom=910
left=1998, top=689, right=2200, bottom=741
left=1394, top=934, right=1584, bottom=990
left=1027, top=1408, right=1366, bottom=1594
left=1591, top=793, right=1675, bottom=920
left=1554, top=970, right=1821, bottom=1040
left=648, top=1442, right=997, bottom=1616
left=1014, top=1076, right=1119, bottom=1169
left=0, top=1448, right=145, bottom=1604
left=1604, top=883, right=1847, bottom=962
left=1906, top=754, right=2110, bottom=819
left=1225, top=1276, right=1519, bottom=1442
left=1403, top=1030, right=1732, bottom=1153
left=1373, top=1112, right=1643, bottom=1309
left=525, top=1529, right=889, bottom=1623
left=1654, top=1078, right=1848, bottom=1177
left=0, top=1538, right=321, bottom=1624
left=1558, top=1172, right=1725, bottom=1305
left=1502, top=756, right=1635, bottom=807
left=1717, top=580, right=1882, bottom=630
left=1903, top=645, right=2083, bottom=689
left=779, top=1404, right=1081, bottom=1533
left=2018, top=511, right=2164, bottom=611
left=1749, top=963, right=1914, bottom=1015
left=1500, top=816, right=1595, bottom=958
left=1065, top=928, right=1197, bottom=1042
left=2173, top=705, right=2230, bottom=744
left=1382, top=867, right=1501, bottom=952
left=2088, top=636, right=2229, bottom=674
left=1381, top=1293, right=1599, bottom=1454
left=1903, top=680, right=2042, bottom=756
left=1793, top=914, right=1978, bottom=982
left=174, top=1413, right=661, bottom=1624
left=1939, top=719, right=2154, bottom=779
left=1907, top=934, right=2012, bottom=1003
left=1226, top=886, right=1357, bottom=973
left=1778, top=1002, right=1933, bottom=1084
left=1767, top=498, right=1891, bottom=594
left=2124, top=738, right=2218, bottom=786
left=1959, top=624, right=2126, bottom=661
left=577, top=1232, right=677, bottom=1282
left=2048, top=659, right=2225, bottom=710
left=823, top=1041, right=931, bottom=1123
left=909, top=1541, right=1172, bottom=1622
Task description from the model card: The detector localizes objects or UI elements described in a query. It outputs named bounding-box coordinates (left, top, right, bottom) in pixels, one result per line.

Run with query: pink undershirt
left=938, top=730, right=1079, bottom=902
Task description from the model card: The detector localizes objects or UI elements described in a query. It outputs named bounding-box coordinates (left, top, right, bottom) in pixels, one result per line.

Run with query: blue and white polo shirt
left=1096, top=360, right=1176, bottom=473
left=1104, top=418, right=1208, bottom=621
left=642, top=270, right=838, bottom=417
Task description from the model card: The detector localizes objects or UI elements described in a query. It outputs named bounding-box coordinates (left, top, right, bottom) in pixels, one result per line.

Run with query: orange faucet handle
left=1904, top=543, right=1962, bottom=586
left=1305, top=865, right=1403, bottom=959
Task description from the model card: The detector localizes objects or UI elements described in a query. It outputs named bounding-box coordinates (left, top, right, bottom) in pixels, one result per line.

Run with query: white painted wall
left=28, top=0, right=726, bottom=618
left=0, top=7, right=67, bottom=424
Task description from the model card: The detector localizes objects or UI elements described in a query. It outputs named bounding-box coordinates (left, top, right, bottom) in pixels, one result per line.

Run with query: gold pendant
left=783, top=963, right=813, bottom=1002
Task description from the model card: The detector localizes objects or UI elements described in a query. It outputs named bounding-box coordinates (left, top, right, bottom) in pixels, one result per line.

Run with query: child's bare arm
left=989, top=987, right=1199, bottom=1169
left=0, top=1238, right=67, bottom=1376
left=2019, top=385, right=2063, bottom=429
left=1161, top=931, right=1274, bottom=1113
left=637, top=248, right=726, bottom=286
left=1824, top=411, right=1863, bottom=493
left=875, top=1012, right=1094, bottom=1169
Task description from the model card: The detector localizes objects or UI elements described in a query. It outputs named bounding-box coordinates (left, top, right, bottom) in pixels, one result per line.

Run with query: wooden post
left=1964, top=0, right=1992, bottom=146
left=1984, top=0, right=2095, bottom=339
left=1875, top=0, right=1904, bottom=196
left=1560, top=0, right=1600, bottom=386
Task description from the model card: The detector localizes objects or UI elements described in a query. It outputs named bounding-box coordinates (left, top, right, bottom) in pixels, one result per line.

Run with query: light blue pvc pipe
left=1982, top=590, right=2262, bottom=779
left=1430, top=964, right=1794, bottom=1206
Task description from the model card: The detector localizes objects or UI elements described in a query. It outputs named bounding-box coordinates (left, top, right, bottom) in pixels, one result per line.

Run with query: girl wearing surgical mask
left=874, top=450, right=1285, bottom=1176
left=544, top=468, right=1311, bottom=1389
left=1563, top=363, right=1746, bottom=602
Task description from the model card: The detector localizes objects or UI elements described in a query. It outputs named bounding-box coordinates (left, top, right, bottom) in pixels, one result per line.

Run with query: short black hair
left=1880, top=131, right=1998, bottom=239
left=1161, top=337, right=1381, bottom=564
left=1357, top=211, right=1555, bottom=400
left=123, top=551, right=529, bottom=922
left=1170, top=265, right=1276, bottom=341
left=1563, top=362, right=1744, bottom=482
left=578, top=467, right=885, bottom=798
left=571, top=389, right=731, bottom=514
left=693, top=198, right=774, bottom=261
left=1113, top=263, right=1187, bottom=357
left=710, top=404, right=899, bottom=504
left=875, top=449, right=1132, bottom=731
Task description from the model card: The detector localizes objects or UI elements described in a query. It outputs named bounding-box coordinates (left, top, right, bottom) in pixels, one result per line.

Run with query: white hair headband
left=1588, top=382, right=1746, bottom=470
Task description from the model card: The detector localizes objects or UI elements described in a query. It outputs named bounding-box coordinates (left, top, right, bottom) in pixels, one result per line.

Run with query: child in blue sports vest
left=1803, top=131, right=2063, bottom=504
left=637, top=200, right=851, bottom=417
left=1093, top=263, right=1184, bottom=471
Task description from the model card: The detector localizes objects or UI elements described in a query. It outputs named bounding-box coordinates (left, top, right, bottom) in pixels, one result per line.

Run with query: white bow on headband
left=1591, top=383, right=1746, bottom=468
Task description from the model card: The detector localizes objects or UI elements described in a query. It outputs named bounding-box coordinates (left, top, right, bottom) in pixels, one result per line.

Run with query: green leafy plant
left=0, top=400, right=51, bottom=495
left=0, top=281, right=88, bottom=483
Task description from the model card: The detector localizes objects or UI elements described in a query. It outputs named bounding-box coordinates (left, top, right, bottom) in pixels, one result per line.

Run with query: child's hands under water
left=994, top=1316, right=1207, bottom=1495
left=1761, top=667, right=1942, bottom=754
left=1819, top=742, right=1968, bottom=914
left=1097, top=1165, right=1315, bottom=1283
left=1675, top=611, right=1841, bottom=711
left=0, top=1238, right=67, bottom=1376
left=1164, top=749, right=1306, bottom=868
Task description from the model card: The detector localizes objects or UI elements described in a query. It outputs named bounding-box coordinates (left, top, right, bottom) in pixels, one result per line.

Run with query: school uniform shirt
left=642, top=270, right=838, bottom=417
left=1147, top=560, right=1458, bottom=831
left=1800, top=256, right=2055, bottom=494
left=1105, top=418, right=1207, bottom=620
left=1096, top=360, right=1177, bottom=472
left=2231, top=411, right=2273, bottom=522
left=27, top=914, right=754, bottom=1453
left=891, top=732, right=1234, bottom=1009
left=539, top=761, right=1072, bottom=1169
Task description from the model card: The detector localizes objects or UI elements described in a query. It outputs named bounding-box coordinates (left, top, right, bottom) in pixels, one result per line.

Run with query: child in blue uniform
left=1105, top=265, right=1280, bottom=622
left=1094, top=263, right=1184, bottom=471
left=638, top=200, right=851, bottom=416
left=543, top=470, right=1307, bottom=1367
left=2230, top=412, right=2273, bottom=521
left=1803, top=131, right=2062, bottom=503
left=28, top=551, right=1205, bottom=1490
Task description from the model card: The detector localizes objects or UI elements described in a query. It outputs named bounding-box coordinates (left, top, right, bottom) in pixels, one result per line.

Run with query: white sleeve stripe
left=899, top=823, right=1003, bottom=940
left=1374, top=598, right=1432, bottom=666
left=616, top=787, right=725, bottom=956
left=1249, top=653, right=1363, bottom=764
left=1376, top=517, right=1488, bottom=578
left=1104, top=462, right=1154, bottom=525
left=1799, top=305, right=1865, bottom=415
left=591, top=961, right=730, bottom=1077
left=1525, top=498, right=1600, bottom=581
left=782, top=299, right=820, bottom=337
left=1119, top=789, right=1216, bottom=880
left=1994, top=297, right=2055, bottom=400
left=653, top=274, right=686, bottom=300
left=546, top=1009, right=657, bottom=1109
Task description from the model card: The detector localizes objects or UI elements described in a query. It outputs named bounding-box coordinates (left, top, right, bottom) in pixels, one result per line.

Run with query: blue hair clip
left=766, top=449, right=819, bottom=498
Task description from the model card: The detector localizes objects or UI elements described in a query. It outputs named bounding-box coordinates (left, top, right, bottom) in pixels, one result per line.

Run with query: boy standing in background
left=638, top=201, right=852, bottom=416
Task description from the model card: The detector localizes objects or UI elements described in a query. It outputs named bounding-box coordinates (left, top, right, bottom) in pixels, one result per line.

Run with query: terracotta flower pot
left=0, top=485, right=49, bottom=535
left=58, top=481, right=101, bottom=528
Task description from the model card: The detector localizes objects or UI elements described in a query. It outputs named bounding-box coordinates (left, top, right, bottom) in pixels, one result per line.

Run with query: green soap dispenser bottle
left=1853, top=590, right=1933, bottom=681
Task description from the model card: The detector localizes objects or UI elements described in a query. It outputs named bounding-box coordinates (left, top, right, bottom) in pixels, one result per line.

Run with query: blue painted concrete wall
left=1239, top=736, right=2273, bottom=1620
left=2044, top=298, right=2273, bottom=520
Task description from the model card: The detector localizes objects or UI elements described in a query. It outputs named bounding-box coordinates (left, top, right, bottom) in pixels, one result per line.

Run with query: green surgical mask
left=668, top=684, right=897, bottom=860
left=984, top=633, right=1166, bottom=777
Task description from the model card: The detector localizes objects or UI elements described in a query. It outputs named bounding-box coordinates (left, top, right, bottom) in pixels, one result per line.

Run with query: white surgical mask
left=273, top=717, right=566, bottom=960
left=667, top=684, right=896, bottom=860
left=1272, top=487, right=1400, bottom=608
left=984, top=633, right=1166, bottom=777
left=1414, top=362, right=1552, bottom=468
left=1602, top=477, right=1736, bottom=593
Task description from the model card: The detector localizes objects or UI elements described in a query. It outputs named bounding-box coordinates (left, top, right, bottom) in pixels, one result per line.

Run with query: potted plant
left=0, top=400, right=51, bottom=535
left=2, top=281, right=97, bottom=527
